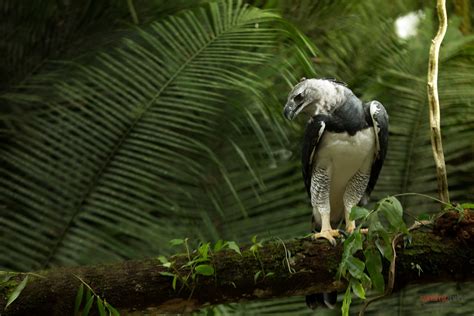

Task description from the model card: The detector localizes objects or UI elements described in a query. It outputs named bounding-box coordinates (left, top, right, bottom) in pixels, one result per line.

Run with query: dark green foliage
left=338, top=197, right=408, bottom=315
left=74, top=277, right=119, bottom=316
left=1, top=0, right=473, bottom=314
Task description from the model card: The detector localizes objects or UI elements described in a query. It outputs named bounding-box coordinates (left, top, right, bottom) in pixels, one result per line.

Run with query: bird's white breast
left=315, top=128, right=376, bottom=220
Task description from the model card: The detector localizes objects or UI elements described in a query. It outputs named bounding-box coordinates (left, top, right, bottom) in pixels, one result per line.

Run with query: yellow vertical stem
left=427, top=0, right=450, bottom=203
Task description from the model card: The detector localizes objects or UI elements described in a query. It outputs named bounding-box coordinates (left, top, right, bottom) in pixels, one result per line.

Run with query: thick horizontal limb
left=1, top=212, right=473, bottom=315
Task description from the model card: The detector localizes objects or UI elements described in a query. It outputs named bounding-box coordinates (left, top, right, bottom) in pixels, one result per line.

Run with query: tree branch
left=1, top=212, right=473, bottom=315
left=427, top=0, right=450, bottom=203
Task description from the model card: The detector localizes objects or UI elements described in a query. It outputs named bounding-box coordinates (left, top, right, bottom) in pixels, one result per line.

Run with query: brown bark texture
left=1, top=211, right=473, bottom=315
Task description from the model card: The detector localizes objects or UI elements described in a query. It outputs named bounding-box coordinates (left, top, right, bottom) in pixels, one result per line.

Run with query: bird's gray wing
left=365, top=101, right=389, bottom=196
left=302, top=115, right=326, bottom=197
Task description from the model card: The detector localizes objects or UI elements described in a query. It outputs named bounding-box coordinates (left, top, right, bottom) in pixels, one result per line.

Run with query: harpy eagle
left=283, top=78, right=388, bottom=308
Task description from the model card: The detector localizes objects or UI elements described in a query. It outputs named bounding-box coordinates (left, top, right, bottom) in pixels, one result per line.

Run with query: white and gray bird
left=283, top=78, right=388, bottom=309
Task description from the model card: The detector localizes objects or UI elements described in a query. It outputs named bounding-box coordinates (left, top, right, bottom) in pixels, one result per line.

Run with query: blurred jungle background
left=1, top=0, right=473, bottom=314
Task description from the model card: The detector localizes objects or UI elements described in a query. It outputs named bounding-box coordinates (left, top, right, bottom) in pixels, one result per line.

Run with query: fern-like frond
left=0, top=0, right=313, bottom=270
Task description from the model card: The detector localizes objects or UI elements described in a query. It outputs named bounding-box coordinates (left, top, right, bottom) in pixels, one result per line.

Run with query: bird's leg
left=312, top=209, right=340, bottom=246
left=343, top=171, right=370, bottom=234
left=310, top=167, right=339, bottom=246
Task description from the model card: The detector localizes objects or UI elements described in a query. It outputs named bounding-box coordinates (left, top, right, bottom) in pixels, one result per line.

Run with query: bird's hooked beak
left=283, top=99, right=305, bottom=120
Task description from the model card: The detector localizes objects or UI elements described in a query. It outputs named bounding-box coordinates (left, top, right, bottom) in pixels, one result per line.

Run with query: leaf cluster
left=338, top=197, right=408, bottom=316
left=74, top=278, right=119, bottom=316
left=0, top=272, right=29, bottom=311
left=158, top=238, right=242, bottom=291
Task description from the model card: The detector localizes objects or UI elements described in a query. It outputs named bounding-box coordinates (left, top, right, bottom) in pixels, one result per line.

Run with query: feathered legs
left=343, top=171, right=370, bottom=233
left=310, top=167, right=340, bottom=246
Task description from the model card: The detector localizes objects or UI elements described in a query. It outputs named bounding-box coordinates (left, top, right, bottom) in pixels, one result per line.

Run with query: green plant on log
left=73, top=276, right=119, bottom=316
left=249, top=235, right=274, bottom=283
left=0, top=271, right=45, bottom=311
left=338, top=193, right=474, bottom=315
left=338, top=196, right=409, bottom=316
left=158, top=238, right=242, bottom=292
left=1, top=272, right=29, bottom=311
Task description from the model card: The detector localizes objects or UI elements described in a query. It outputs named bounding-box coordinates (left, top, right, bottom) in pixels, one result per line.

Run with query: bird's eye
left=294, top=93, right=304, bottom=104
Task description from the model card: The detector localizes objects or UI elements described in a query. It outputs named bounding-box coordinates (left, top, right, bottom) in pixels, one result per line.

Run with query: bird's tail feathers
left=305, top=291, right=337, bottom=310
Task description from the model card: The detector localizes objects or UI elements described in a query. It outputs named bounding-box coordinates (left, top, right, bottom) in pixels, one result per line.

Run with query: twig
left=426, top=0, right=449, bottom=203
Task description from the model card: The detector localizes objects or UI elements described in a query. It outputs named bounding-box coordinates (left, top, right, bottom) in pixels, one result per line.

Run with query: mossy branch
left=1, top=212, right=473, bottom=315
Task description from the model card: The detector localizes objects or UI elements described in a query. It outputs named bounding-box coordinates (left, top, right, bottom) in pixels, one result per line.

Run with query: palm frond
left=0, top=0, right=313, bottom=270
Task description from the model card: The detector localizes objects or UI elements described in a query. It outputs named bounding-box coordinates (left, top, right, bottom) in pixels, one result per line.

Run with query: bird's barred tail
left=305, top=291, right=337, bottom=310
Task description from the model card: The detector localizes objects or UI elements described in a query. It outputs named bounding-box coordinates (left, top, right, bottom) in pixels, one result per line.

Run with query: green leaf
left=378, top=197, right=407, bottom=233
left=350, top=206, right=369, bottom=221
left=461, top=203, right=474, bottom=209
left=105, top=301, right=120, bottom=316
left=352, top=232, right=363, bottom=255
left=198, top=243, right=210, bottom=260
left=417, top=213, right=431, bottom=221
left=85, top=288, right=92, bottom=305
left=172, top=275, right=177, bottom=290
left=97, top=297, right=106, bottom=316
left=265, top=272, right=274, bottom=277
left=342, top=231, right=363, bottom=258
left=169, top=239, right=185, bottom=246
left=157, top=255, right=169, bottom=265
left=364, top=247, right=385, bottom=293
left=375, top=232, right=394, bottom=261
left=341, top=282, right=352, bottom=316
left=0, top=271, right=13, bottom=284
left=251, top=235, right=257, bottom=244
left=6, top=275, right=29, bottom=309
left=191, top=257, right=209, bottom=264
left=195, top=264, right=214, bottom=276
left=159, top=271, right=176, bottom=277
left=82, top=295, right=95, bottom=316
left=227, top=241, right=241, bottom=256
left=361, top=272, right=372, bottom=289
left=74, top=283, right=84, bottom=316
left=254, top=271, right=261, bottom=283
left=213, top=240, right=224, bottom=252
left=346, top=256, right=365, bottom=279
left=351, top=279, right=366, bottom=299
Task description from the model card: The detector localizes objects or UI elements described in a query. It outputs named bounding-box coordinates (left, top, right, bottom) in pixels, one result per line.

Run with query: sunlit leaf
left=254, top=271, right=261, bottom=283
left=195, top=264, right=215, bottom=276
left=341, top=283, right=352, bottom=316
left=351, top=279, right=366, bottom=299
left=227, top=241, right=242, bottom=256
left=5, top=275, right=29, bottom=309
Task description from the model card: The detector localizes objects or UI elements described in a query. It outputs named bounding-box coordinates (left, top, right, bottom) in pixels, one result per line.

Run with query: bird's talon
left=312, top=230, right=340, bottom=246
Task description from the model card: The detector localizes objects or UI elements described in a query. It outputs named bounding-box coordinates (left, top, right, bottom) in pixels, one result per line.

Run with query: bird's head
left=283, top=78, right=347, bottom=120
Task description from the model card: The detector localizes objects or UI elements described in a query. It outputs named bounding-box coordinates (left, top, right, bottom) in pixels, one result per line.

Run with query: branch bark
left=1, top=212, right=473, bottom=316
left=427, top=0, right=450, bottom=203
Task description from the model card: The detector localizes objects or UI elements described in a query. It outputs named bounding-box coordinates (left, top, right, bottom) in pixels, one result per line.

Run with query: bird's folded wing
left=302, top=115, right=327, bottom=197
left=366, top=101, right=389, bottom=195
